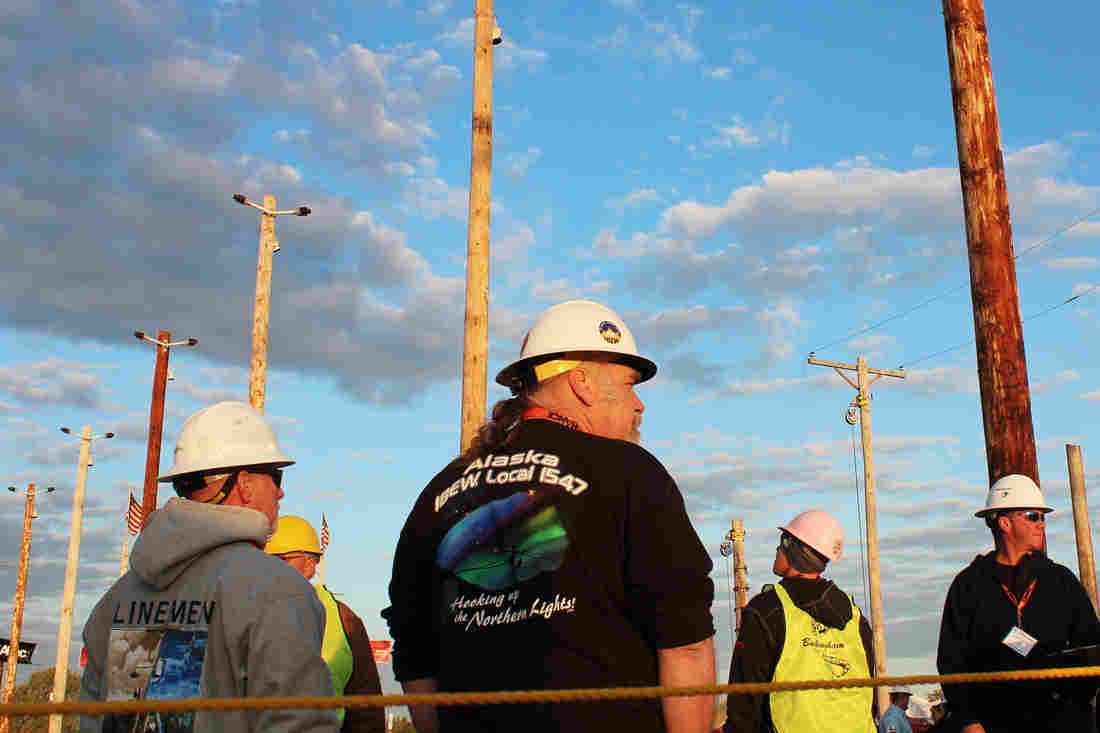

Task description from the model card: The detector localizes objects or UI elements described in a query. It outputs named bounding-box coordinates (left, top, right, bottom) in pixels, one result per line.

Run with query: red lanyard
left=522, top=407, right=583, bottom=433
left=1000, top=579, right=1037, bottom=626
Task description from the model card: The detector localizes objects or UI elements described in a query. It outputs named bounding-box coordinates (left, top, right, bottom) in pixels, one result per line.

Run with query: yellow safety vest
left=769, top=583, right=875, bottom=733
left=315, top=584, right=355, bottom=723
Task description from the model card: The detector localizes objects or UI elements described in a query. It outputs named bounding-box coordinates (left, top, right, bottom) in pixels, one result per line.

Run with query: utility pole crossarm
left=807, top=354, right=906, bottom=380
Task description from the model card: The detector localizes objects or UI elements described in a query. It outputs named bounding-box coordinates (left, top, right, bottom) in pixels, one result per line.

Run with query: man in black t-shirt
left=383, top=300, right=716, bottom=733
left=937, top=474, right=1100, bottom=733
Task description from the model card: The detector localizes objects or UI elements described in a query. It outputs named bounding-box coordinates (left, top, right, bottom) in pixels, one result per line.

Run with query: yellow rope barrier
left=4, top=666, right=1100, bottom=717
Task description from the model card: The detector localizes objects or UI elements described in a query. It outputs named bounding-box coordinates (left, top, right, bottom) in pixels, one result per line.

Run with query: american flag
left=320, top=513, right=330, bottom=553
left=127, top=493, right=144, bottom=536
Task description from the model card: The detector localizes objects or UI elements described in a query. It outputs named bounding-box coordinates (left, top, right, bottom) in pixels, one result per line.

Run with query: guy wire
left=850, top=421, right=870, bottom=610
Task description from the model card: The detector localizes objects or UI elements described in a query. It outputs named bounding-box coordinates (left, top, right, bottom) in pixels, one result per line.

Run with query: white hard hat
left=975, top=474, right=1053, bottom=517
left=779, top=509, right=844, bottom=562
left=495, top=300, right=657, bottom=392
left=158, top=401, right=294, bottom=482
left=890, top=685, right=911, bottom=695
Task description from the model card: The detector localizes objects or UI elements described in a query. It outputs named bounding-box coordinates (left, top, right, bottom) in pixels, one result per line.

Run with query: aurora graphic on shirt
left=103, top=628, right=207, bottom=733
left=436, top=490, right=569, bottom=591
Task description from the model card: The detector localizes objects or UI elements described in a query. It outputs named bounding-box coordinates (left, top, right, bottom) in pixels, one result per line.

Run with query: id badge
left=1002, top=625, right=1039, bottom=656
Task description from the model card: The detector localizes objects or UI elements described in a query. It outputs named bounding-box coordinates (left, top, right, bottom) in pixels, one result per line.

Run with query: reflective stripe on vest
left=315, top=583, right=355, bottom=723
left=769, top=583, right=875, bottom=733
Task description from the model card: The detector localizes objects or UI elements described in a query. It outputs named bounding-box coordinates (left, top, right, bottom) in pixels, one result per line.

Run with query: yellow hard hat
left=264, top=515, right=321, bottom=555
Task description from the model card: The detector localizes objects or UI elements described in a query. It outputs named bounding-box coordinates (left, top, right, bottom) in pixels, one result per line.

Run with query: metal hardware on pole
left=232, top=193, right=311, bottom=415
left=942, top=0, right=1038, bottom=487
left=1067, top=445, right=1098, bottom=616
left=459, top=0, right=496, bottom=452
left=807, top=353, right=905, bottom=716
left=135, top=330, right=198, bottom=527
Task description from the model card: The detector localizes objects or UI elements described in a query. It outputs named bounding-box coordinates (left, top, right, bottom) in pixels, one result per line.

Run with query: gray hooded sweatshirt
left=80, top=498, right=339, bottom=733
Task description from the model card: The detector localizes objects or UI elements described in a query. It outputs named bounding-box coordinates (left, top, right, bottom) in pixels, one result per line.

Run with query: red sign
left=369, top=639, right=392, bottom=663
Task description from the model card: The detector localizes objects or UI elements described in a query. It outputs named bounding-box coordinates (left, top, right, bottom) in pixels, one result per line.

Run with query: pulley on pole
left=459, top=0, right=500, bottom=452
left=942, top=0, right=1038, bottom=486
left=807, top=353, right=905, bottom=717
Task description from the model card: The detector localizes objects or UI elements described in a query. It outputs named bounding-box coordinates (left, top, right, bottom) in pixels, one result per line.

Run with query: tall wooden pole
left=250, top=194, right=277, bottom=414
left=943, top=0, right=1038, bottom=486
left=49, top=428, right=94, bottom=733
left=2, top=485, right=37, bottom=733
left=119, top=540, right=130, bottom=578
left=807, top=354, right=905, bottom=717
left=1067, top=445, right=1099, bottom=615
left=459, top=0, right=495, bottom=452
left=141, top=330, right=171, bottom=527
left=731, top=520, right=748, bottom=631
left=855, top=357, right=890, bottom=718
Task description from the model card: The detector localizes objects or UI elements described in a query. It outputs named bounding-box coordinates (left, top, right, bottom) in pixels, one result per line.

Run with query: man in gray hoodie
left=80, top=401, right=339, bottom=733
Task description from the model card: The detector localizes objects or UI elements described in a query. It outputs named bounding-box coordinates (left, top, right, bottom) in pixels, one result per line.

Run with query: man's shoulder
left=207, top=543, right=319, bottom=601
left=746, top=584, right=783, bottom=616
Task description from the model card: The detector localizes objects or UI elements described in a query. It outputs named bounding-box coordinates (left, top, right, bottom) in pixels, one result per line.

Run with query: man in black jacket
left=937, top=474, right=1100, bottom=733
left=722, top=510, right=875, bottom=733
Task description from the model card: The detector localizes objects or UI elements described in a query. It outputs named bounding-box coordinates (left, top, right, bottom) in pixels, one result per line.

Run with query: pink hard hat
left=779, top=509, right=845, bottom=562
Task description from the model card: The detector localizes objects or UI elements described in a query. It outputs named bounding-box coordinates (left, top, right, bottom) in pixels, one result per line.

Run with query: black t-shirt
left=383, top=418, right=715, bottom=733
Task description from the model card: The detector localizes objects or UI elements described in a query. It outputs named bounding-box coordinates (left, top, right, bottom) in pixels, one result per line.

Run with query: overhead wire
left=810, top=206, right=1100, bottom=355
left=898, top=283, right=1099, bottom=369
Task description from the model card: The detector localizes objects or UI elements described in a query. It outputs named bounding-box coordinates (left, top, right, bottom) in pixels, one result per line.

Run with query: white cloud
left=606, top=188, right=662, bottom=211
left=1044, top=256, right=1098, bottom=270
left=705, top=67, right=731, bottom=80
left=502, top=147, right=542, bottom=179
left=713, top=121, right=760, bottom=147
left=1082, top=390, right=1100, bottom=402
left=1031, top=370, right=1079, bottom=396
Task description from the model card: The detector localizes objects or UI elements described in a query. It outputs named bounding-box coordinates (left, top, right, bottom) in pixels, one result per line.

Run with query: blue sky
left=2, top=0, right=1098, bottom=706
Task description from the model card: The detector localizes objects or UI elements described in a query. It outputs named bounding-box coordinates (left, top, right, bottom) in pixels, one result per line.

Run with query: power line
left=899, top=284, right=1099, bottom=369
left=811, top=206, right=1100, bottom=354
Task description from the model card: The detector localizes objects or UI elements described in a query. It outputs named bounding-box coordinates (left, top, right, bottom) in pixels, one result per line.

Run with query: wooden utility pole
left=1067, top=445, right=1099, bottom=615
left=251, top=194, right=277, bottom=413
left=730, top=520, right=748, bottom=630
left=943, top=0, right=1038, bottom=486
left=50, top=427, right=112, bottom=733
left=2, top=484, right=50, bottom=733
left=231, top=193, right=311, bottom=414
left=807, top=354, right=905, bottom=716
left=119, top=540, right=130, bottom=577
left=140, top=330, right=170, bottom=526
left=459, top=0, right=497, bottom=452
left=136, top=331, right=197, bottom=526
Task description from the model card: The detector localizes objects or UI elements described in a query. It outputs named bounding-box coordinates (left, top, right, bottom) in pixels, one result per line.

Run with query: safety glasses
left=779, top=531, right=795, bottom=549
left=1018, top=510, right=1045, bottom=523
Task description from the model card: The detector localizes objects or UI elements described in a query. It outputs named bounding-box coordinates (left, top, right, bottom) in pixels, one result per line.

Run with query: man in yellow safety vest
left=722, top=509, right=876, bottom=733
left=266, top=516, right=385, bottom=733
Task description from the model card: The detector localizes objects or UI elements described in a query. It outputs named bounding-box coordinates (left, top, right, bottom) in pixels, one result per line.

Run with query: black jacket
left=937, top=551, right=1100, bottom=732
left=722, top=576, right=875, bottom=733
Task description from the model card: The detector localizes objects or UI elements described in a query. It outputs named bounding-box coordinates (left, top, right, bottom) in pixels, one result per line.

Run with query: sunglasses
left=779, top=531, right=795, bottom=549
left=1017, top=510, right=1045, bottom=523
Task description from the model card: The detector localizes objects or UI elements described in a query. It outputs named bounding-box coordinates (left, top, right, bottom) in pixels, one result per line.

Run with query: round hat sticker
left=599, top=321, right=622, bottom=344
